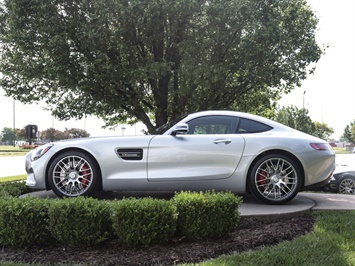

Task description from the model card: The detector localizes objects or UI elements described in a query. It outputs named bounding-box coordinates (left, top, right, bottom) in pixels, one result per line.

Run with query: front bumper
left=24, top=149, right=50, bottom=190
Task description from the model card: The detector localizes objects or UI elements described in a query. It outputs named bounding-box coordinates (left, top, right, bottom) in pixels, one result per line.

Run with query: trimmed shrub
left=110, top=197, right=177, bottom=247
left=0, top=197, right=52, bottom=248
left=0, top=181, right=33, bottom=198
left=173, top=191, right=242, bottom=240
left=48, top=197, right=112, bottom=247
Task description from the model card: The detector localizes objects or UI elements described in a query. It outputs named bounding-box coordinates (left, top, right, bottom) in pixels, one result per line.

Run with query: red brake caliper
left=258, top=170, right=268, bottom=189
left=81, top=164, right=90, bottom=188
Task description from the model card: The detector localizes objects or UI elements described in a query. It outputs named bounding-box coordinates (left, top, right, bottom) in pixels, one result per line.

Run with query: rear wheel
left=48, top=151, right=100, bottom=197
left=249, top=154, right=302, bottom=205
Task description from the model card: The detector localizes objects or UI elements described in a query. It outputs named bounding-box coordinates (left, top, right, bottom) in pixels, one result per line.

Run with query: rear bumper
left=302, top=172, right=332, bottom=191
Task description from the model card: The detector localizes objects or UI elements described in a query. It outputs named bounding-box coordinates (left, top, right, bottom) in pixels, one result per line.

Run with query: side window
left=187, top=116, right=239, bottom=135
left=237, top=118, right=273, bottom=133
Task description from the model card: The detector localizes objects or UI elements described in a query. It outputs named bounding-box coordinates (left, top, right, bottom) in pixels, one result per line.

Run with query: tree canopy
left=275, top=105, right=334, bottom=140
left=341, top=120, right=355, bottom=143
left=0, top=0, right=322, bottom=132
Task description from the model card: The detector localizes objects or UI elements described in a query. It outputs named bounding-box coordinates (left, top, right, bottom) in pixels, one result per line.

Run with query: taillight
left=310, top=143, right=332, bottom=151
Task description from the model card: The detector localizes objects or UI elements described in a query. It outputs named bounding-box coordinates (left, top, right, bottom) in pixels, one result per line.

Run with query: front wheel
left=48, top=151, right=100, bottom=198
left=249, top=154, right=302, bottom=205
left=337, top=177, right=355, bottom=194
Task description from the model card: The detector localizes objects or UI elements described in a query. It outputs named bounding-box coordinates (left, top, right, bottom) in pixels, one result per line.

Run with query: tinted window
left=237, top=118, right=272, bottom=133
left=187, top=116, right=239, bottom=134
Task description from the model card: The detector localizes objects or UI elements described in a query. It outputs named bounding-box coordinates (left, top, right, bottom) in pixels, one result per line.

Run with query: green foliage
left=341, top=120, right=355, bottom=143
left=48, top=197, right=112, bottom=246
left=275, top=105, right=334, bottom=140
left=0, top=181, right=33, bottom=198
left=0, top=182, right=242, bottom=249
left=0, top=197, right=52, bottom=248
left=41, top=127, right=90, bottom=142
left=1, top=127, right=15, bottom=143
left=110, top=197, right=177, bottom=247
left=173, top=191, right=242, bottom=240
left=0, top=0, right=322, bottom=132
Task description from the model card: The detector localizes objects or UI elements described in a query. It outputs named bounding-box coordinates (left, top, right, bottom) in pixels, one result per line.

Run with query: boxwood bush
left=0, top=181, right=242, bottom=248
left=0, top=197, right=52, bottom=248
left=173, top=191, right=242, bottom=240
left=0, top=181, right=33, bottom=198
left=48, top=197, right=112, bottom=247
left=110, top=197, right=177, bottom=247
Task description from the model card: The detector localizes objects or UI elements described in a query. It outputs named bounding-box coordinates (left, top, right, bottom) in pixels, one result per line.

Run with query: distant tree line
left=1, top=127, right=90, bottom=145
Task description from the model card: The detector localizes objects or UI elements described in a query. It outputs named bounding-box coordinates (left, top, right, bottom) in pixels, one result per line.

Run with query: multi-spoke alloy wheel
left=48, top=151, right=100, bottom=197
left=338, top=178, right=355, bottom=194
left=249, top=154, right=302, bottom=204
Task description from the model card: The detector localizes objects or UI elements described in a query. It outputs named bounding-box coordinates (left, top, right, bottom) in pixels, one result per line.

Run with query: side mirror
left=171, top=123, right=189, bottom=136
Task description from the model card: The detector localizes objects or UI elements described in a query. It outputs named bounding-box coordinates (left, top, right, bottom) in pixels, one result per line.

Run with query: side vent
left=116, top=149, right=143, bottom=160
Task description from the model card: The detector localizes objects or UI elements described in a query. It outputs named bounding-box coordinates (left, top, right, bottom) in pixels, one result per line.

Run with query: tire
left=48, top=151, right=100, bottom=197
left=249, top=154, right=302, bottom=205
left=337, top=176, right=355, bottom=194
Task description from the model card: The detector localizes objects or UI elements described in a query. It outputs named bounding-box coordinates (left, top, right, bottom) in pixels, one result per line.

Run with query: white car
left=25, top=110, right=335, bottom=204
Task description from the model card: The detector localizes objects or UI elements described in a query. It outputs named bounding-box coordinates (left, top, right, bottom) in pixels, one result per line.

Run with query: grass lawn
left=0, top=145, right=28, bottom=156
left=0, top=174, right=27, bottom=183
left=333, top=147, right=352, bottom=154
left=182, top=211, right=355, bottom=266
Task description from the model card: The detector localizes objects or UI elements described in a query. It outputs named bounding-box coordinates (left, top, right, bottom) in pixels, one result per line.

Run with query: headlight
left=31, top=144, right=53, bottom=161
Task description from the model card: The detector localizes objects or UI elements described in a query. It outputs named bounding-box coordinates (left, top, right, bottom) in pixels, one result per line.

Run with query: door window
left=187, top=116, right=239, bottom=134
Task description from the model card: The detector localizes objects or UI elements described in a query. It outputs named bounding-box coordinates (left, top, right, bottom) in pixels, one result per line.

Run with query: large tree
left=0, top=0, right=322, bottom=132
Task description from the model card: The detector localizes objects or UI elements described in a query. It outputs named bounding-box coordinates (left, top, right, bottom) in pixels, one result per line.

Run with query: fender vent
left=116, top=149, right=143, bottom=160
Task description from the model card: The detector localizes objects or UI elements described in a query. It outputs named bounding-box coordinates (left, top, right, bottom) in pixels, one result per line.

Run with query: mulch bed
left=0, top=214, right=315, bottom=265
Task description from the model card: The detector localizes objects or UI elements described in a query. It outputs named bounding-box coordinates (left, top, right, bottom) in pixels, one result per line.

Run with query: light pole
left=13, top=99, right=15, bottom=147
left=303, top=91, right=306, bottom=109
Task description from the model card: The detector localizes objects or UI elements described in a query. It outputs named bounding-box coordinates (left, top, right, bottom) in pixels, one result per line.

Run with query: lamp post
left=13, top=99, right=15, bottom=147
left=303, top=91, right=306, bottom=109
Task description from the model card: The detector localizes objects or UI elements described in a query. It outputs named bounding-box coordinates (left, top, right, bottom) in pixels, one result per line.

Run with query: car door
left=147, top=115, right=245, bottom=182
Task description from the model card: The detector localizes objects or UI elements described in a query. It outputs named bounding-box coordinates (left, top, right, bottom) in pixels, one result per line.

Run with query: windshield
left=153, top=115, right=188, bottom=135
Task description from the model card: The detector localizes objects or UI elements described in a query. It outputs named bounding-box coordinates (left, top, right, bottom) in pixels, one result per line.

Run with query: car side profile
left=25, top=110, right=336, bottom=204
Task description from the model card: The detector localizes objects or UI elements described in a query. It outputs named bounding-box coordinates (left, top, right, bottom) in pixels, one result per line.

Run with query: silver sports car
left=25, top=110, right=335, bottom=204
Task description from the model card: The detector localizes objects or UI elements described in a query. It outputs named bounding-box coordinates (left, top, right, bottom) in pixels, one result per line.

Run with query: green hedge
left=0, top=181, right=34, bottom=198
left=174, top=191, right=242, bottom=240
left=0, top=182, right=242, bottom=248
left=48, top=197, right=112, bottom=247
left=0, top=197, right=52, bottom=248
left=111, top=197, right=177, bottom=247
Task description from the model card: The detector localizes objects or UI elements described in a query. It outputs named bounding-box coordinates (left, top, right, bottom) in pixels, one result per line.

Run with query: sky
left=0, top=0, right=354, bottom=139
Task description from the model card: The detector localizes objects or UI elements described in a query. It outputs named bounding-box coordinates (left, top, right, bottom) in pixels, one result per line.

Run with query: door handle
left=213, top=139, right=231, bottom=145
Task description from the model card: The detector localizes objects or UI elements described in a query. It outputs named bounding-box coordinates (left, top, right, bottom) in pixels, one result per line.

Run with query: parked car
left=321, top=167, right=355, bottom=194
left=25, top=110, right=335, bottom=204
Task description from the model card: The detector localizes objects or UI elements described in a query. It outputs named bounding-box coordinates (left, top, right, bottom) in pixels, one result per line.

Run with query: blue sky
left=1, top=0, right=354, bottom=138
